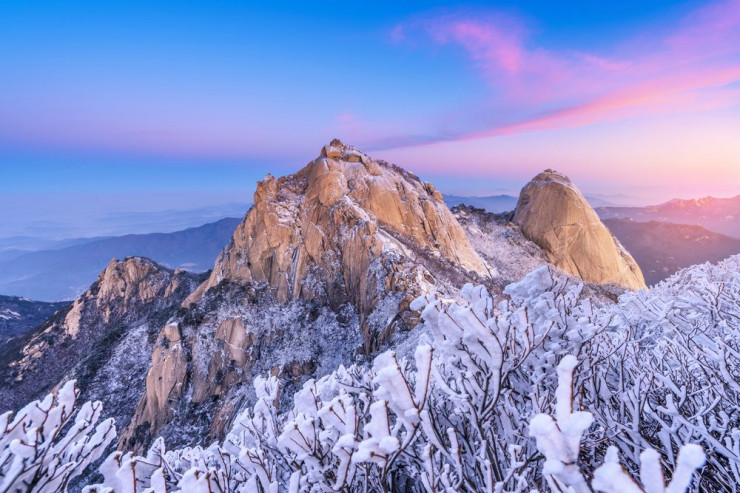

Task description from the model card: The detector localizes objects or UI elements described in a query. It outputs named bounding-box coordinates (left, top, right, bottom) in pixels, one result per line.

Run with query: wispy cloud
left=425, top=15, right=527, bottom=76
left=381, top=0, right=740, bottom=148
left=473, top=66, right=740, bottom=138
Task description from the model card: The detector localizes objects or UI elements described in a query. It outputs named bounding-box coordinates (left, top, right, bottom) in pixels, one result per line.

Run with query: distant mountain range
left=0, top=295, right=68, bottom=343
left=443, top=193, right=617, bottom=213
left=443, top=194, right=519, bottom=213
left=0, top=202, right=252, bottom=249
left=598, top=195, right=740, bottom=238
left=604, top=218, right=740, bottom=286
left=0, top=236, right=105, bottom=255
left=0, top=217, right=241, bottom=301
left=2, top=193, right=738, bottom=301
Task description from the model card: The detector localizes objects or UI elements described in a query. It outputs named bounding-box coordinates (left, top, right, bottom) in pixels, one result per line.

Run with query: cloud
left=385, top=0, right=740, bottom=147
left=475, top=66, right=740, bottom=138
left=424, top=15, right=527, bottom=75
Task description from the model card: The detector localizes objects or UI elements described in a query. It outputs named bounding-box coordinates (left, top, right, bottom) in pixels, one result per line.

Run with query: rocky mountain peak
left=57, top=256, right=193, bottom=336
left=120, top=143, right=494, bottom=451
left=95, top=257, right=183, bottom=311
left=513, top=170, right=646, bottom=290
left=186, top=141, right=491, bottom=333
left=0, top=256, right=202, bottom=415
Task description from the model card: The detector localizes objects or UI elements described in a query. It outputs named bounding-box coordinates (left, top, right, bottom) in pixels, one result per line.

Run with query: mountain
left=91, top=203, right=252, bottom=237
left=0, top=257, right=204, bottom=425
left=513, top=170, right=646, bottom=290
left=597, top=195, right=740, bottom=238
left=0, top=143, right=647, bottom=465
left=443, top=194, right=519, bottom=213
left=0, top=235, right=107, bottom=255
left=0, top=144, right=733, bottom=491
left=0, top=295, right=68, bottom=343
left=120, top=140, right=496, bottom=451
left=604, top=218, right=740, bottom=285
left=0, top=217, right=241, bottom=301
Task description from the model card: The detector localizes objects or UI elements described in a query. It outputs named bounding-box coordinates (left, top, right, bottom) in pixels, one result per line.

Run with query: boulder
left=513, top=170, right=646, bottom=290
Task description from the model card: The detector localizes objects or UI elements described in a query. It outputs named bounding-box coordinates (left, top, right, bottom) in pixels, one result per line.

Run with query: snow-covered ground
left=453, top=205, right=549, bottom=284
left=0, top=309, right=20, bottom=320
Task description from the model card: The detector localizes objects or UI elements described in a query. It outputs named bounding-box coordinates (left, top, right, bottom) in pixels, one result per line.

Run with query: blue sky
left=1, top=0, right=738, bottom=236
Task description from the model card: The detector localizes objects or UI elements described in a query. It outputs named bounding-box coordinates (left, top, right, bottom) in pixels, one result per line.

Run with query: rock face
left=513, top=170, right=646, bottom=290
left=186, top=139, right=490, bottom=342
left=122, top=141, right=493, bottom=452
left=0, top=257, right=203, bottom=426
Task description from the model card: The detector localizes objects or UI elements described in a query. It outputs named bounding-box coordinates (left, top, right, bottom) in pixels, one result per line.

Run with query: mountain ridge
left=0, top=217, right=241, bottom=301
left=0, top=295, right=68, bottom=343
left=0, top=257, right=205, bottom=423
left=120, top=141, right=499, bottom=450
left=597, top=194, right=740, bottom=238
left=1, top=143, right=655, bottom=464
left=603, top=218, right=740, bottom=285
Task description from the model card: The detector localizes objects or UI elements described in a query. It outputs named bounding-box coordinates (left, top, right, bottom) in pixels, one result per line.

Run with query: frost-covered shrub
left=409, top=267, right=603, bottom=491
left=83, top=265, right=621, bottom=492
left=7, top=257, right=740, bottom=492
left=581, top=256, right=740, bottom=490
left=0, top=380, right=115, bottom=492
left=531, top=355, right=705, bottom=493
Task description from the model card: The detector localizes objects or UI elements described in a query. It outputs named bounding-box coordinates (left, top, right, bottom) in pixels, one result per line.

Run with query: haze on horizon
left=1, top=0, right=738, bottom=235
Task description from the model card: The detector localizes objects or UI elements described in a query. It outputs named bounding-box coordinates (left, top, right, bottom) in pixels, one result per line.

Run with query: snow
left=0, top=309, right=20, bottom=320
left=454, top=206, right=548, bottom=283
left=0, top=380, right=115, bottom=492
left=5, top=255, right=740, bottom=491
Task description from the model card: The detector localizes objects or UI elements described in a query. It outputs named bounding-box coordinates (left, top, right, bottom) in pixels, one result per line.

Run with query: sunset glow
left=1, top=0, right=738, bottom=212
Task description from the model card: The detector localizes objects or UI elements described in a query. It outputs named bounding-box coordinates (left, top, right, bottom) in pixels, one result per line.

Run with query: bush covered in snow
left=6, top=255, right=740, bottom=492
left=0, top=380, right=115, bottom=492
left=580, top=255, right=740, bottom=491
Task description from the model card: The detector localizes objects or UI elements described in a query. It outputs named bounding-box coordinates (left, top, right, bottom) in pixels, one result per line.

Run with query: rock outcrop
left=513, top=170, right=646, bottom=290
left=122, top=141, right=493, bottom=452
left=0, top=257, right=203, bottom=425
left=186, top=139, right=490, bottom=339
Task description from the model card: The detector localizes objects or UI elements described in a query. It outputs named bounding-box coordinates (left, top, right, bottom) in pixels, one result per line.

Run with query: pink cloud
left=388, top=0, right=740, bottom=146
left=426, top=18, right=525, bottom=75
left=475, top=66, right=740, bottom=138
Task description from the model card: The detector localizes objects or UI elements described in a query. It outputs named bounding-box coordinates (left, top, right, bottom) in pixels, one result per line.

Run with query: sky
left=1, top=0, right=739, bottom=237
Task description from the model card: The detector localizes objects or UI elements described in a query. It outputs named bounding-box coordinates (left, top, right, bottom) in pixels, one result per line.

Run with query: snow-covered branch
left=7, top=256, right=738, bottom=492
left=0, top=380, right=115, bottom=492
